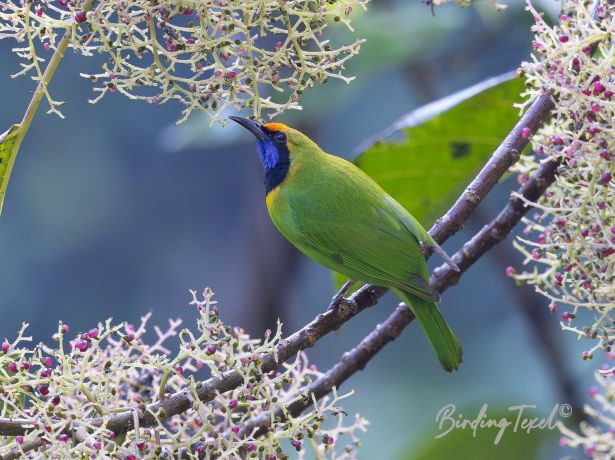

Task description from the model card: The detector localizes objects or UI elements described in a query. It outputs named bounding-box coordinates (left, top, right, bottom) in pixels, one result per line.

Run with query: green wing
left=276, top=160, right=439, bottom=302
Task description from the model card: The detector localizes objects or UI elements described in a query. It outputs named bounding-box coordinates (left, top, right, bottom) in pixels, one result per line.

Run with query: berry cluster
left=0, top=289, right=367, bottom=458
left=0, top=0, right=368, bottom=124
left=511, top=0, right=613, bottom=360
left=510, top=2, right=614, bottom=456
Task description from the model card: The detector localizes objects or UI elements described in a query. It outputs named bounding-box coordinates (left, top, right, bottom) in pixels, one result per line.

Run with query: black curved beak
left=229, top=116, right=267, bottom=141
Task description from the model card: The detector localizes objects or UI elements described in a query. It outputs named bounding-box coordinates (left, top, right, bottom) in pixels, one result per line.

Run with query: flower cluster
left=559, top=367, right=615, bottom=458
left=509, top=1, right=614, bottom=457
left=510, top=0, right=614, bottom=360
left=0, top=0, right=368, bottom=124
left=0, top=289, right=367, bottom=458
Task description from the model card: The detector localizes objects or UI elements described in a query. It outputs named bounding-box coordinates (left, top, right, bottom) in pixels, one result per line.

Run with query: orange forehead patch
left=262, top=122, right=289, bottom=132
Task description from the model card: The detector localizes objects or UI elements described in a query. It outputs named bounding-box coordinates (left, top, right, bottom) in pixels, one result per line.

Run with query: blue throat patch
left=257, top=140, right=290, bottom=195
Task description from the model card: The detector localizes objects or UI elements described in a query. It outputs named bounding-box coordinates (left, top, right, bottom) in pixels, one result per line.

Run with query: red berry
left=75, top=11, right=86, bottom=23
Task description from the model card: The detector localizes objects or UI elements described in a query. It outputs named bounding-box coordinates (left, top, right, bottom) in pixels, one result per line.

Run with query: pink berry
left=59, top=434, right=69, bottom=442
left=1, top=343, right=9, bottom=353
left=231, top=426, right=240, bottom=433
left=15, top=436, right=24, bottom=444
left=229, top=399, right=238, bottom=409
left=39, top=385, right=49, bottom=396
left=588, top=387, right=598, bottom=398
left=521, top=127, right=531, bottom=138
left=559, top=436, right=568, bottom=446
left=246, top=443, right=256, bottom=452
left=505, top=266, right=515, bottom=277
left=599, top=172, right=611, bottom=185
left=7, top=362, right=17, bottom=373
left=42, top=357, right=52, bottom=367
left=93, top=441, right=102, bottom=450
left=75, top=11, right=86, bottom=23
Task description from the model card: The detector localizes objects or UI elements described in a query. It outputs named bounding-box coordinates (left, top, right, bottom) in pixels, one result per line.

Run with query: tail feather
left=395, top=289, right=462, bottom=372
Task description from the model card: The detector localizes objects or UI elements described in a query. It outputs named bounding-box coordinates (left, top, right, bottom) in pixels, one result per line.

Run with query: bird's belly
left=266, top=186, right=388, bottom=286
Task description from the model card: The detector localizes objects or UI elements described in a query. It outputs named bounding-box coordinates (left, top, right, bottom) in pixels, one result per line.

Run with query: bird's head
left=229, top=116, right=317, bottom=194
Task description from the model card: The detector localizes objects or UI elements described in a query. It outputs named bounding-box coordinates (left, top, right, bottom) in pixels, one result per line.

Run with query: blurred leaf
left=0, top=124, right=20, bottom=214
left=401, top=407, right=555, bottom=460
left=333, top=74, right=524, bottom=290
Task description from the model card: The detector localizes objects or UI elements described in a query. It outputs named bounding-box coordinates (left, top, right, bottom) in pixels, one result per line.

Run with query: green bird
left=230, top=117, right=462, bottom=372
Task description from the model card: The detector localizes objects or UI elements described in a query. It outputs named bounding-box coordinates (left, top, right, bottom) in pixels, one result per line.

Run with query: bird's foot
left=328, top=280, right=358, bottom=316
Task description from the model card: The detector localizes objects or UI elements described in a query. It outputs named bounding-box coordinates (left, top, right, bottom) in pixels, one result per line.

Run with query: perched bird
left=230, top=117, right=462, bottom=372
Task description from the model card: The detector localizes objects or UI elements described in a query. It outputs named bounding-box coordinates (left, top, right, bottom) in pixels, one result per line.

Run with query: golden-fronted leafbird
left=230, top=117, right=462, bottom=372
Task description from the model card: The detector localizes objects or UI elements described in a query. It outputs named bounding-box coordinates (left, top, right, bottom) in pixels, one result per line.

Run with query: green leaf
left=332, top=73, right=524, bottom=291
left=400, top=407, right=555, bottom=460
left=0, top=124, right=21, bottom=214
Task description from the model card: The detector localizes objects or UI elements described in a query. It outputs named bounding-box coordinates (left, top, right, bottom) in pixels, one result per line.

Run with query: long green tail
left=394, top=289, right=462, bottom=372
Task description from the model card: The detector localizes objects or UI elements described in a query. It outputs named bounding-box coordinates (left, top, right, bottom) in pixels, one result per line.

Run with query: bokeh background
left=0, top=0, right=596, bottom=458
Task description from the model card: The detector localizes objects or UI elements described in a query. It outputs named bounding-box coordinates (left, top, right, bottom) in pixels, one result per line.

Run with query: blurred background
left=0, top=0, right=597, bottom=458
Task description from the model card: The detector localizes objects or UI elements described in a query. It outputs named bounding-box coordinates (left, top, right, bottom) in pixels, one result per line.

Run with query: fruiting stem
left=0, top=33, right=68, bottom=214
left=0, top=0, right=93, bottom=214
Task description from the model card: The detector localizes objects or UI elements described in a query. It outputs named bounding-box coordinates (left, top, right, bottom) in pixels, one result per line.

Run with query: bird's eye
left=274, top=132, right=287, bottom=143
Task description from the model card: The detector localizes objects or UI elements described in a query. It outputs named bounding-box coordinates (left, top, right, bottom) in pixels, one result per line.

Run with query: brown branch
left=0, top=87, right=555, bottom=453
